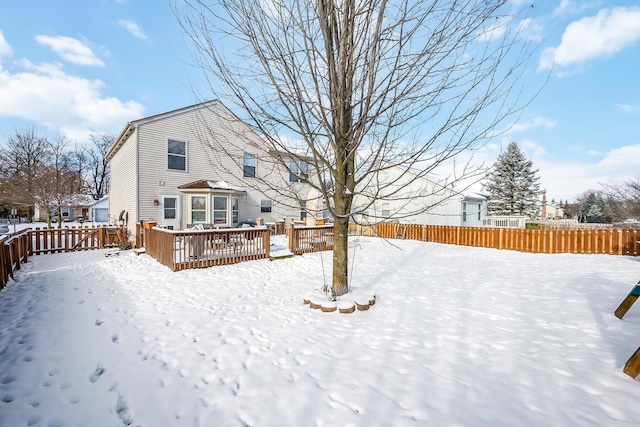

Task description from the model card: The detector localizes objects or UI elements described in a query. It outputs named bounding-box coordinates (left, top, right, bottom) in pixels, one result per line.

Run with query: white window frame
left=381, top=202, right=390, bottom=218
left=232, top=197, right=239, bottom=226
left=462, top=201, right=467, bottom=222
left=190, top=195, right=207, bottom=224
left=243, top=152, right=256, bottom=178
left=213, top=196, right=229, bottom=226
left=261, top=199, right=272, bottom=213
left=168, top=139, right=187, bottom=171
left=289, top=161, right=309, bottom=183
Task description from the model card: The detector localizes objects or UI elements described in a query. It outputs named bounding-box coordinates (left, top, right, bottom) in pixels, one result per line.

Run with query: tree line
left=484, top=141, right=640, bottom=224
left=0, top=126, right=112, bottom=226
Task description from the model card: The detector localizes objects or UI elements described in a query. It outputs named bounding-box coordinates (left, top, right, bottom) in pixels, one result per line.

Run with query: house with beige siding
left=106, top=100, right=312, bottom=233
left=352, top=165, right=487, bottom=226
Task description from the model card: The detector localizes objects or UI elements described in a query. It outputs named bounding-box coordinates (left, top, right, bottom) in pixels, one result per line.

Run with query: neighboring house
left=541, top=194, right=565, bottom=220
left=461, top=192, right=488, bottom=227
left=89, top=196, right=109, bottom=223
left=352, top=165, right=487, bottom=226
left=34, top=195, right=94, bottom=222
left=106, top=100, right=312, bottom=233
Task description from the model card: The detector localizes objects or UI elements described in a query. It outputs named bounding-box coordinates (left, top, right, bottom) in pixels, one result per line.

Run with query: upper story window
left=168, top=139, right=186, bottom=171
left=289, top=161, right=309, bottom=183
left=243, top=153, right=256, bottom=178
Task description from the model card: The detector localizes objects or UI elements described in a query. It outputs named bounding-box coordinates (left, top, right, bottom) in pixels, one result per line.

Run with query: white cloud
left=118, top=20, right=148, bottom=40
left=35, top=35, right=105, bottom=67
left=534, top=144, right=640, bottom=201
left=616, top=103, right=640, bottom=112
left=477, top=16, right=510, bottom=42
left=517, top=18, right=545, bottom=43
left=503, top=116, right=556, bottom=134
left=552, top=0, right=572, bottom=17
left=0, top=30, right=13, bottom=58
left=539, top=7, right=640, bottom=72
left=0, top=59, right=144, bottom=139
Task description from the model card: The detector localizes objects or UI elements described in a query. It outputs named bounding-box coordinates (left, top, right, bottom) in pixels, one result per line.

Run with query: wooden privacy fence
left=145, top=226, right=271, bottom=271
left=29, top=226, right=123, bottom=255
left=289, top=225, right=334, bottom=255
left=0, top=230, right=30, bottom=290
left=376, top=223, right=640, bottom=256
left=1, top=226, right=125, bottom=290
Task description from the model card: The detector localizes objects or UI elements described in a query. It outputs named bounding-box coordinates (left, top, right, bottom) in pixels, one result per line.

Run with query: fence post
left=288, top=225, right=295, bottom=253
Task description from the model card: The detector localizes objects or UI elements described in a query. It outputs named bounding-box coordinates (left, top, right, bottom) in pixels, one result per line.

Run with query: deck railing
left=376, top=223, right=640, bottom=256
left=28, top=225, right=123, bottom=255
left=288, top=225, right=334, bottom=255
left=0, top=230, right=31, bottom=290
left=482, top=215, right=527, bottom=228
left=145, top=226, right=271, bottom=271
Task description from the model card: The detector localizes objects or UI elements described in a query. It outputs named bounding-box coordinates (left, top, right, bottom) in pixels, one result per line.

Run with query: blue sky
left=0, top=0, right=639, bottom=203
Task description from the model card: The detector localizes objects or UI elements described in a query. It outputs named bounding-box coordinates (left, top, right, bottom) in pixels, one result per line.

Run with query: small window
left=232, top=197, right=239, bottom=225
left=290, top=161, right=309, bottom=182
left=243, top=153, right=256, bottom=178
left=191, top=196, right=206, bottom=223
left=462, top=201, right=467, bottom=222
left=168, top=139, right=186, bottom=171
left=261, top=199, right=272, bottom=213
left=477, top=202, right=482, bottom=221
left=164, top=197, right=177, bottom=220
left=213, top=196, right=228, bottom=225
left=381, top=203, right=390, bottom=218
left=300, top=200, right=307, bottom=220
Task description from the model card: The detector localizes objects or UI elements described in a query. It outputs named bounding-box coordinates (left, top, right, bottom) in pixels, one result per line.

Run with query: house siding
left=353, top=166, right=464, bottom=226
left=461, top=197, right=487, bottom=226
left=108, top=128, right=138, bottom=226
left=111, top=101, right=309, bottom=231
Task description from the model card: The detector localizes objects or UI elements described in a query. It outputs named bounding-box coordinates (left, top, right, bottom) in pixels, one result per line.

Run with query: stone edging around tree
left=304, top=291, right=376, bottom=314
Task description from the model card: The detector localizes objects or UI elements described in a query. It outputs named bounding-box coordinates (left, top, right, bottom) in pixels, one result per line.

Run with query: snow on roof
left=206, top=180, right=245, bottom=192
left=178, top=179, right=245, bottom=192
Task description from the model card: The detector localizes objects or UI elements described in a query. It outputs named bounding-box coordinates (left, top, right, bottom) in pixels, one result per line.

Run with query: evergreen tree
left=579, top=192, right=606, bottom=217
left=485, top=142, right=542, bottom=218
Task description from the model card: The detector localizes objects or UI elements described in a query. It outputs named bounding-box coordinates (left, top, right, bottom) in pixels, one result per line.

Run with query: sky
left=2, top=231, right=640, bottom=425
left=0, top=0, right=639, bottom=203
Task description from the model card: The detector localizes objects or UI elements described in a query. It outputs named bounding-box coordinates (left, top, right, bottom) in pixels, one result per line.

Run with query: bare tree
left=84, top=134, right=113, bottom=199
left=0, top=126, right=51, bottom=222
left=176, top=0, right=538, bottom=296
left=601, top=176, right=640, bottom=222
left=32, top=135, right=86, bottom=227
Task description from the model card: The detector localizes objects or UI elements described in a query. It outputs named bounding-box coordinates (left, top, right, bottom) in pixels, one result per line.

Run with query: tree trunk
left=332, top=215, right=349, bottom=297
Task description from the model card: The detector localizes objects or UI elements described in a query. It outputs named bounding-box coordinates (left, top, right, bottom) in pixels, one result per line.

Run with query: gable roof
left=105, top=99, right=247, bottom=161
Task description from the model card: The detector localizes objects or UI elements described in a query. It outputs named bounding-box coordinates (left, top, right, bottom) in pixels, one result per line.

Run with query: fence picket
left=375, top=223, right=639, bottom=257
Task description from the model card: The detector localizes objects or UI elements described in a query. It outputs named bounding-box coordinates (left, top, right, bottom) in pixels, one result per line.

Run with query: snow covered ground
left=1, top=235, right=640, bottom=426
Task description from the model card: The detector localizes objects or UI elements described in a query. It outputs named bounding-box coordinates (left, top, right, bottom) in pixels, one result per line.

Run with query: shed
left=90, top=196, right=109, bottom=223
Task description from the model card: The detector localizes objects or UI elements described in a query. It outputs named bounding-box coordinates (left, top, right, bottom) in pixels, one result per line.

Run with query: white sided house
left=352, top=165, right=487, bottom=226
left=106, top=100, right=312, bottom=232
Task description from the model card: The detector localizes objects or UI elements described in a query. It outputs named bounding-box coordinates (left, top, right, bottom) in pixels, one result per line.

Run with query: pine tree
left=579, top=192, right=606, bottom=217
left=485, top=142, right=542, bottom=218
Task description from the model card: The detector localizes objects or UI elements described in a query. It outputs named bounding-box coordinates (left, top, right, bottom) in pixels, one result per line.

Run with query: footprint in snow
left=90, top=363, right=105, bottom=383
